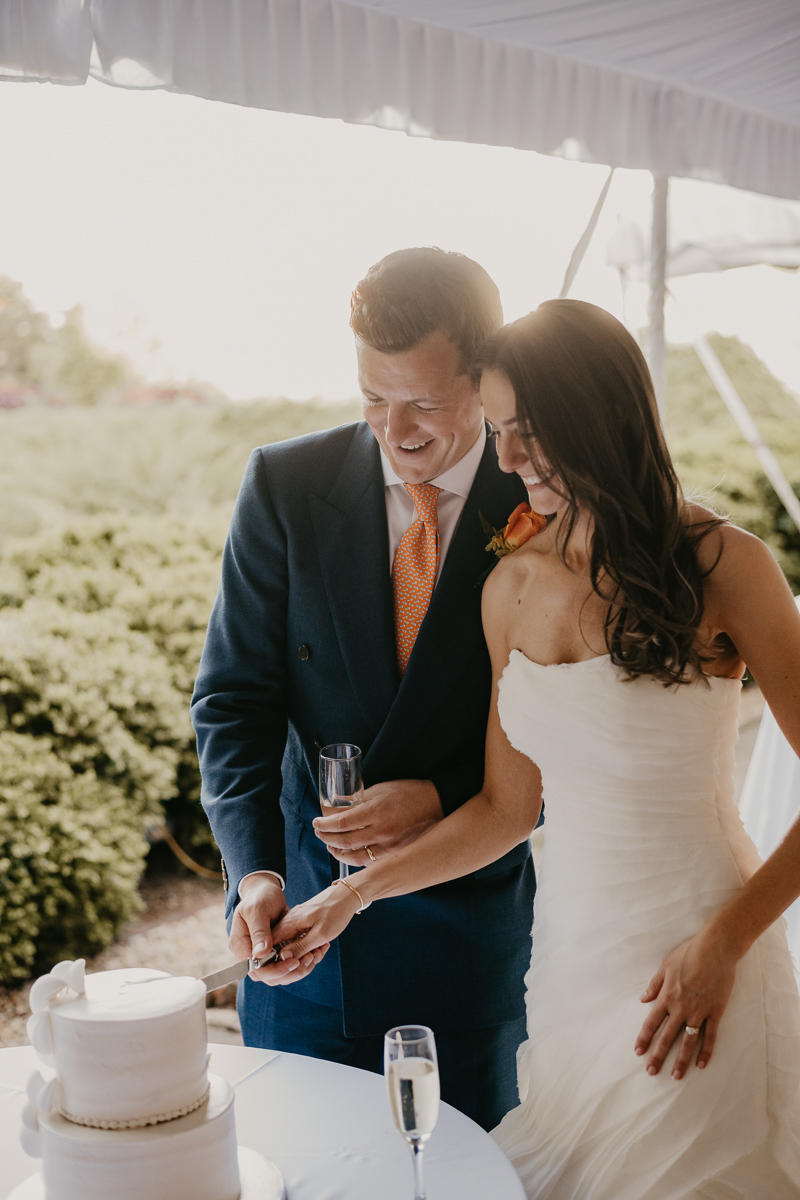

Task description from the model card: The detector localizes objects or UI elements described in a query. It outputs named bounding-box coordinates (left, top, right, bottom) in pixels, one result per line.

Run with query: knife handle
left=249, top=949, right=278, bottom=971
left=249, top=935, right=303, bottom=971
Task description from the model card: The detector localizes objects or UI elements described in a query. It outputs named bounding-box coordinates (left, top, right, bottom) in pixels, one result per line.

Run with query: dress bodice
left=498, top=650, right=760, bottom=922
left=499, top=649, right=741, bottom=816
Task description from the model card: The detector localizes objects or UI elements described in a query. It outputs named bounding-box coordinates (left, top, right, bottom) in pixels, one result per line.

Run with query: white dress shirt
left=239, top=425, right=487, bottom=898
left=381, top=424, right=486, bottom=582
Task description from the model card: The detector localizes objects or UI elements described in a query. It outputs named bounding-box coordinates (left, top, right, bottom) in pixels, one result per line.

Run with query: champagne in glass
left=318, top=743, right=364, bottom=881
left=385, top=1025, right=440, bottom=1200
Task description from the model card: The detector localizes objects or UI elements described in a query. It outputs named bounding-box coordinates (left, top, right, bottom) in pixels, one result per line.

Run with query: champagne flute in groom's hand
left=318, top=743, right=364, bottom=881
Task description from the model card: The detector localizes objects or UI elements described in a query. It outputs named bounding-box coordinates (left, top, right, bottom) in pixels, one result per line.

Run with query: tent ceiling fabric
left=1, top=0, right=799, bottom=200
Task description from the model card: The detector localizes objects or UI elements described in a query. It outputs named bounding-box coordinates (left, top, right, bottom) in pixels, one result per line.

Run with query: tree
left=0, top=276, right=133, bottom=405
left=49, top=305, right=131, bottom=406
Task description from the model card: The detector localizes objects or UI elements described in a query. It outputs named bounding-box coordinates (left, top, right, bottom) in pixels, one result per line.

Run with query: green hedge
left=0, top=594, right=194, bottom=980
left=0, top=599, right=188, bottom=812
left=0, top=515, right=227, bottom=869
left=0, top=731, right=146, bottom=980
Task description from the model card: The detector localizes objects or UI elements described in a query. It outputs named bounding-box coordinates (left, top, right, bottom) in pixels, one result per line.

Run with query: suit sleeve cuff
left=238, top=869, right=286, bottom=894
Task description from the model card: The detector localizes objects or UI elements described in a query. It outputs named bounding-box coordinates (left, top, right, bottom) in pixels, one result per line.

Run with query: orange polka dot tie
left=392, top=483, right=442, bottom=675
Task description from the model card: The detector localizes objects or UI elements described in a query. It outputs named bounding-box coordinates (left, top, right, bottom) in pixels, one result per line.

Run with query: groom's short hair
left=350, top=247, right=503, bottom=378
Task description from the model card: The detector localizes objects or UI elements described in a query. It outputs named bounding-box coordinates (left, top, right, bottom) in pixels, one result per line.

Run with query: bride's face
left=480, top=369, right=568, bottom=516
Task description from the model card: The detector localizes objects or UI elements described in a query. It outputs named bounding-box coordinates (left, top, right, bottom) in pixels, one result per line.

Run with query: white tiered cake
left=15, top=960, right=282, bottom=1200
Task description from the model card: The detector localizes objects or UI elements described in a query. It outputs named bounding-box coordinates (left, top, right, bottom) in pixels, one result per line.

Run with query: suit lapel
left=308, top=424, right=398, bottom=737
left=364, top=435, right=526, bottom=770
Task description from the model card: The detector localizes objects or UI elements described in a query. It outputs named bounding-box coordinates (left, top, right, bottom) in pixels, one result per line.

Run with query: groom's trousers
left=238, top=979, right=526, bottom=1132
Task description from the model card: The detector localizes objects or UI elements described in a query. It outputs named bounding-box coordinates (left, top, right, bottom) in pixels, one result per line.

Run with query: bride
left=272, top=300, right=800, bottom=1197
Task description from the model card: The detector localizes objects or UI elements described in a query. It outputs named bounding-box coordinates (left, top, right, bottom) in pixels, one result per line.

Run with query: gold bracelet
left=333, top=878, right=371, bottom=913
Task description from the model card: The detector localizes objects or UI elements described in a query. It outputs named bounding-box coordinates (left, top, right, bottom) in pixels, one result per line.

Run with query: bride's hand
left=634, top=929, right=738, bottom=1080
left=271, top=883, right=362, bottom=961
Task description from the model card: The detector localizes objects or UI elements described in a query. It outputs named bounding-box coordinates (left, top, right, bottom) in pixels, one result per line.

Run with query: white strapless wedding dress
left=493, top=650, right=800, bottom=1199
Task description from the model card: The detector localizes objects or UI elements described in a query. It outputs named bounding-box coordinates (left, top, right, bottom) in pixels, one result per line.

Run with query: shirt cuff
left=238, top=869, right=286, bottom=894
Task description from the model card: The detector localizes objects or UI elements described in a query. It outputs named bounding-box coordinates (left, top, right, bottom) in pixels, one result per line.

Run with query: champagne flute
left=318, top=743, right=364, bottom=881
left=385, top=1025, right=440, bottom=1200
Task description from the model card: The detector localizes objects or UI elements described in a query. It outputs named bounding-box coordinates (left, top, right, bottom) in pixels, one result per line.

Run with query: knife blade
left=200, top=939, right=302, bottom=992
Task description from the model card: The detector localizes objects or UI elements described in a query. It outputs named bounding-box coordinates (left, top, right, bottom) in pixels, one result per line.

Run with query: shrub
left=0, top=514, right=228, bottom=860
left=0, top=731, right=145, bottom=981
left=0, top=597, right=191, bottom=981
left=0, top=512, right=229, bottom=691
left=0, top=600, right=187, bottom=816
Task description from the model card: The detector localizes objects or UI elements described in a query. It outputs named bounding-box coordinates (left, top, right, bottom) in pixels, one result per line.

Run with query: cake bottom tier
left=28, top=1075, right=270, bottom=1200
left=9, top=1148, right=283, bottom=1200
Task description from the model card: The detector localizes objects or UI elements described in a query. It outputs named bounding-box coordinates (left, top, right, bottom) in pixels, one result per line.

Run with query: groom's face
left=358, top=330, right=484, bottom=485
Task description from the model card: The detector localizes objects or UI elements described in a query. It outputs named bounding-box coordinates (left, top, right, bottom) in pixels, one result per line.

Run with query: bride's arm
left=270, top=568, right=544, bottom=948
left=637, top=525, right=800, bottom=1080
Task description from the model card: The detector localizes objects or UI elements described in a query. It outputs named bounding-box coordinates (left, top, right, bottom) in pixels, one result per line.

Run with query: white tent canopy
left=2, top=0, right=799, bottom=201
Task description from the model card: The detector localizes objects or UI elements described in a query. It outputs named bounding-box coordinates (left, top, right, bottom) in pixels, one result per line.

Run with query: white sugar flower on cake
left=19, top=1070, right=59, bottom=1160
left=21, top=960, right=87, bottom=1161
left=25, top=959, right=86, bottom=1069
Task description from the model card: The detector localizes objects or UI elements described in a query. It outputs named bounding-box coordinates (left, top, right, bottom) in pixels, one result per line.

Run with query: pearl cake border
left=59, top=1082, right=211, bottom=1129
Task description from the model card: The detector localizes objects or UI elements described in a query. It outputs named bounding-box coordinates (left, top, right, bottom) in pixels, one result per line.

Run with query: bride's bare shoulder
left=482, top=543, right=542, bottom=618
left=682, top=501, right=774, bottom=579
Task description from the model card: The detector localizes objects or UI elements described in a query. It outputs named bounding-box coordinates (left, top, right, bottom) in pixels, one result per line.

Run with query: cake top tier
left=51, top=969, right=206, bottom=1023
left=25, top=963, right=211, bottom=1130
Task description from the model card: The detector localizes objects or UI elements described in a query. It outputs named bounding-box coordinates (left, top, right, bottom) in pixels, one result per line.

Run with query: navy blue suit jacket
left=192, top=421, right=535, bottom=1037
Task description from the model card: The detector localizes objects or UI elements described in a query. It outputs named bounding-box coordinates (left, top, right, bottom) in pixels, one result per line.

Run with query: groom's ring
left=684, top=1026, right=700, bottom=1036
left=365, top=845, right=376, bottom=861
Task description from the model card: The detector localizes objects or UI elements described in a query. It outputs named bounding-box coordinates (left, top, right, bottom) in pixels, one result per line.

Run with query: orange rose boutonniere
left=481, top=503, right=548, bottom=560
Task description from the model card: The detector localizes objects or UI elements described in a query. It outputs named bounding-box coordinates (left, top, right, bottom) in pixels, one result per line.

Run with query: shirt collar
left=380, top=424, right=486, bottom=497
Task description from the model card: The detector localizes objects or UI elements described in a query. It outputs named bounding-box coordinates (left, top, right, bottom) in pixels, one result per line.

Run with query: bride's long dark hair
left=478, top=300, right=722, bottom=686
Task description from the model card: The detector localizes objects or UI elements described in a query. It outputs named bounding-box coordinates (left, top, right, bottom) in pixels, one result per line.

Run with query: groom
left=191, top=247, right=534, bottom=1131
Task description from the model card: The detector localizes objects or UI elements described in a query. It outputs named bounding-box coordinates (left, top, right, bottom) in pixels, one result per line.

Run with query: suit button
left=298, top=644, right=311, bottom=661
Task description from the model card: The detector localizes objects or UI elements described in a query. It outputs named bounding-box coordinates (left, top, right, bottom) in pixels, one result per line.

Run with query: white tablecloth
left=0, top=1044, right=524, bottom=1200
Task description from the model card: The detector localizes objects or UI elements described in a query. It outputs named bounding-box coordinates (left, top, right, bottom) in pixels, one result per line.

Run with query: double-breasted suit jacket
left=192, top=420, right=535, bottom=1036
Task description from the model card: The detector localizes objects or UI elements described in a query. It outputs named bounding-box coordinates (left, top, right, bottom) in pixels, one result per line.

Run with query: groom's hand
left=313, top=779, right=443, bottom=867
left=230, top=873, right=330, bottom=986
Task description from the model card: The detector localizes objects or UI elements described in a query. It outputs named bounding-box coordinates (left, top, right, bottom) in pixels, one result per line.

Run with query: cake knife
left=200, top=941, right=297, bottom=992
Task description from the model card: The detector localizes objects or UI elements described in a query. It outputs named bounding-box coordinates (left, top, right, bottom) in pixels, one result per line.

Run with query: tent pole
left=647, top=176, right=669, bottom=420
left=559, top=167, right=615, bottom=299
left=693, top=334, right=800, bottom=534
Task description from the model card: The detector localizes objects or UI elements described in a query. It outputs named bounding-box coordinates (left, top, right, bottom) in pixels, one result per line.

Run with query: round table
left=0, top=1043, right=525, bottom=1200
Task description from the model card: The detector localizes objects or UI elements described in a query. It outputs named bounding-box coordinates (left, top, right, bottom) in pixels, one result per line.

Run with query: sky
left=0, top=76, right=799, bottom=401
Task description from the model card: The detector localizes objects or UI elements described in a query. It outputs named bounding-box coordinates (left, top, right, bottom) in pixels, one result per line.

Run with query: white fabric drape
left=1, top=0, right=799, bottom=201
left=740, top=701, right=800, bottom=961
left=739, top=598, right=800, bottom=963
left=0, top=0, right=92, bottom=83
